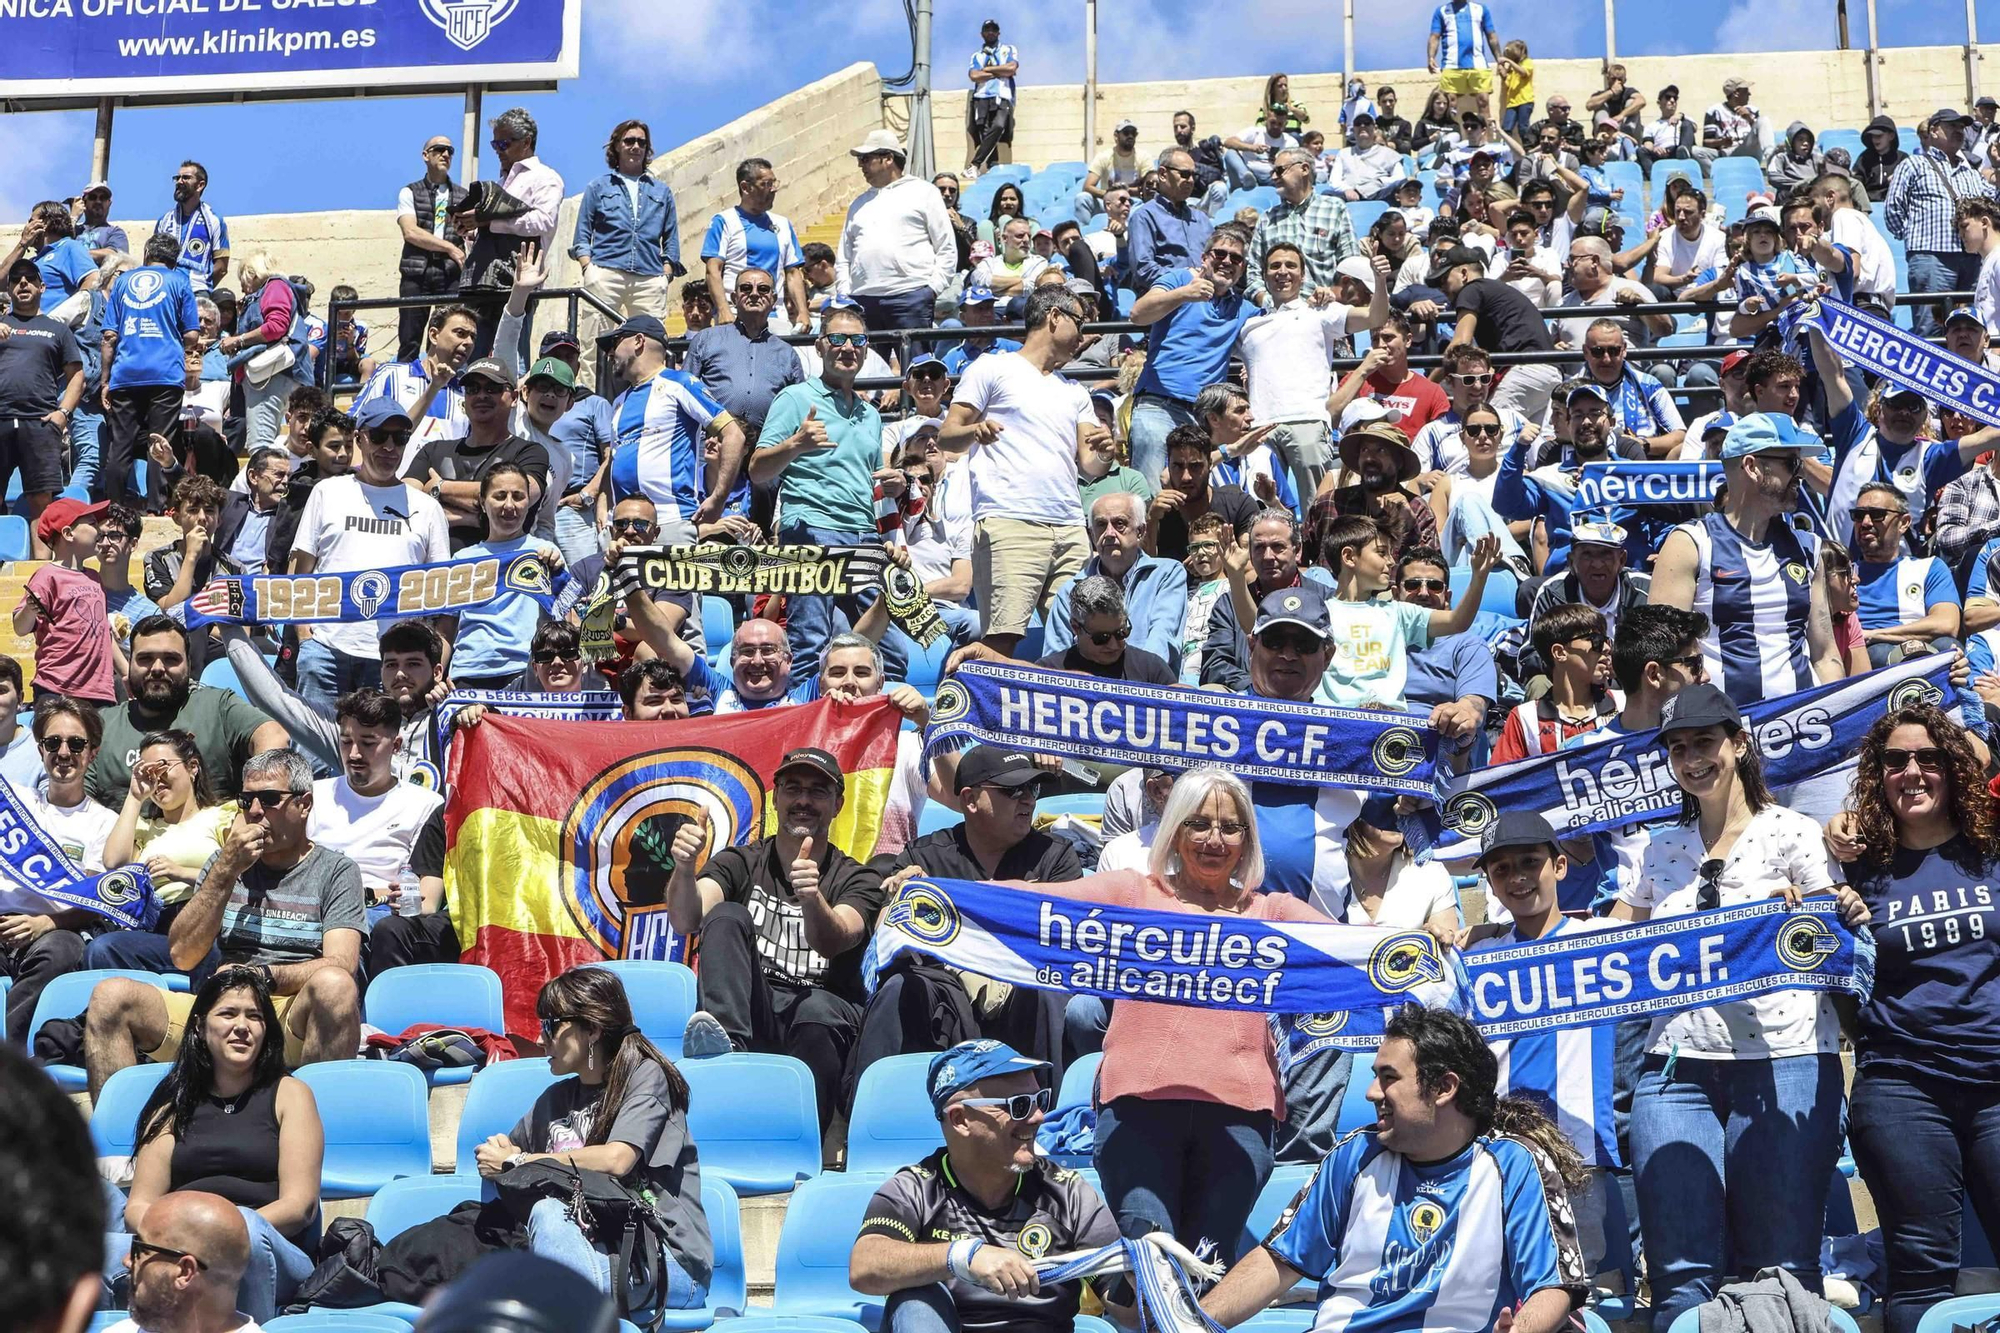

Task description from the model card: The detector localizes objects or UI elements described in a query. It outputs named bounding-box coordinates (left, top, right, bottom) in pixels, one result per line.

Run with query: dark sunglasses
left=610, top=517, right=655, bottom=533
left=1461, top=422, right=1503, bottom=437
left=489, top=138, right=514, bottom=152
left=824, top=332, right=869, bottom=348
left=129, top=1239, right=208, bottom=1272
left=38, top=736, right=89, bottom=754
left=1082, top=625, right=1131, bottom=646
left=955, top=1086, right=1055, bottom=1120
left=240, top=789, right=295, bottom=810
left=737, top=283, right=774, bottom=296
left=1696, top=858, right=1726, bottom=912
left=1400, top=577, right=1448, bottom=593
left=619, top=135, right=650, bottom=147
left=1670, top=651, right=1707, bottom=676
left=1881, top=746, right=1946, bottom=773
left=533, top=649, right=582, bottom=665
left=1585, top=345, right=1624, bottom=358
left=539, top=1014, right=578, bottom=1045
left=1257, top=627, right=1325, bottom=654
left=1206, top=250, right=1246, bottom=265
left=426, top=145, right=455, bottom=156
left=372, top=427, right=412, bottom=446
left=1848, top=506, right=1904, bottom=524
left=1568, top=632, right=1607, bottom=652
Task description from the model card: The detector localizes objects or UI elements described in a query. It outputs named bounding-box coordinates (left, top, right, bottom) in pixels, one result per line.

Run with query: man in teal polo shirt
left=750, top=299, right=906, bottom=681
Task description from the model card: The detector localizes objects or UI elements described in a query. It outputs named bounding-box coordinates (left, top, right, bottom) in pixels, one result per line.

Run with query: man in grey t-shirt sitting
left=82, top=748, right=367, bottom=1095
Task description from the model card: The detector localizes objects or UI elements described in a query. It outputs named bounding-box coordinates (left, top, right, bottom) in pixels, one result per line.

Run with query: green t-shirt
left=1313, top=597, right=1433, bottom=710
left=87, top=684, right=277, bottom=809
left=756, top=378, right=885, bottom=533
left=1079, top=463, right=1157, bottom=511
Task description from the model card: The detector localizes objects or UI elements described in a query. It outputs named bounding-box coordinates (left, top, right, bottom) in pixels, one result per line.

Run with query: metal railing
left=318, top=287, right=624, bottom=391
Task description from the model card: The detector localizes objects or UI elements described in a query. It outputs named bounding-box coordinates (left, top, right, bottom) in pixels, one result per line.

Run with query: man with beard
left=152, top=160, right=229, bottom=293
left=1144, top=424, right=1263, bottom=562
left=109, top=1190, right=256, bottom=1333
left=671, top=747, right=888, bottom=1134
left=600, top=312, right=745, bottom=544
left=1303, top=417, right=1441, bottom=571
left=1494, top=382, right=1657, bottom=573
left=1201, top=508, right=1332, bottom=690
left=1648, top=413, right=1846, bottom=705
left=401, top=356, right=552, bottom=551
left=85, top=617, right=286, bottom=809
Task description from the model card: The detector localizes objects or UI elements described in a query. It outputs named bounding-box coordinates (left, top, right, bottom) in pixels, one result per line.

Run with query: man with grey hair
left=1038, top=574, right=1176, bottom=684
left=1245, top=145, right=1359, bottom=306
left=457, top=107, right=564, bottom=356
left=1043, top=491, right=1190, bottom=670
left=1324, top=116, right=1405, bottom=201
left=82, top=747, right=367, bottom=1094
left=1127, top=145, right=1215, bottom=292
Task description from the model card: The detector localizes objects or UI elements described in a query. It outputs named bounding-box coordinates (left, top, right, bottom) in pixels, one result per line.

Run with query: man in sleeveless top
left=1646, top=413, right=1844, bottom=706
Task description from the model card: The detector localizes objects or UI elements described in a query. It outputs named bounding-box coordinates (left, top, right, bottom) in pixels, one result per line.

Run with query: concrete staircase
left=657, top=207, right=849, bottom=339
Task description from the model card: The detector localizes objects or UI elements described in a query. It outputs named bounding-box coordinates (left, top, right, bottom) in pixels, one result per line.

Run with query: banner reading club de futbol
left=443, top=699, right=906, bottom=1040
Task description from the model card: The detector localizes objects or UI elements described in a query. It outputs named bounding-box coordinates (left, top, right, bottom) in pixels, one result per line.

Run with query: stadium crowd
left=15, top=15, right=2000, bottom=1333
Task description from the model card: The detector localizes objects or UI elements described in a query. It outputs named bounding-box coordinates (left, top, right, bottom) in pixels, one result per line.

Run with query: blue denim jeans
left=1501, top=103, right=1536, bottom=137
left=294, top=636, right=380, bottom=720
left=1849, top=1065, right=2000, bottom=1333
left=244, top=372, right=305, bottom=456
left=1629, top=1052, right=1843, bottom=1333
left=776, top=521, right=909, bottom=683
left=69, top=409, right=103, bottom=500
left=1095, top=1095, right=1274, bottom=1263
left=85, top=925, right=219, bottom=985
left=885, top=1283, right=960, bottom=1331
left=526, top=1198, right=705, bottom=1309
left=106, top=1206, right=315, bottom=1322
left=1222, top=149, right=1275, bottom=192
left=1126, top=394, right=1196, bottom=492
left=1064, top=995, right=1109, bottom=1064
left=1906, top=251, right=1980, bottom=340
left=554, top=502, right=603, bottom=573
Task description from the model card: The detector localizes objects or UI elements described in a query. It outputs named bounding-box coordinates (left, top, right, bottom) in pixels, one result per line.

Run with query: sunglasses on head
left=38, top=736, right=89, bottom=755
left=955, top=1086, right=1055, bottom=1120
left=1881, top=746, right=1946, bottom=773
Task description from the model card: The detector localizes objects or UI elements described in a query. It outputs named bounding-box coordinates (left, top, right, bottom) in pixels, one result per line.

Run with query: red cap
left=35, top=497, right=109, bottom=544
left=1720, top=350, right=1751, bottom=378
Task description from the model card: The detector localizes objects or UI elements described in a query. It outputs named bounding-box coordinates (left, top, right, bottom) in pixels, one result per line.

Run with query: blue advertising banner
left=0, top=0, right=580, bottom=99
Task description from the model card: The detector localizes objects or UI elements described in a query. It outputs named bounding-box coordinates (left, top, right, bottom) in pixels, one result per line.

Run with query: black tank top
left=169, top=1080, right=284, bottom=1217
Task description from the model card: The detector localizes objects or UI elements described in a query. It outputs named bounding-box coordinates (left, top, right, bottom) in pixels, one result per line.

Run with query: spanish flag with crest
left=444, top=697, right=907, bottom=1039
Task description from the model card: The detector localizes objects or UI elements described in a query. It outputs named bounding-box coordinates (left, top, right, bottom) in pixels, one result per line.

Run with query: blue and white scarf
left=1410, top=655, right=1953, bottom=861
left=923, top=663, right=1442, bottom=798
left=1803, top=294, right=2000, bottom=428
left=435, top=689, right=624, bottom=733
left=0, top=782, right=155, bottom=930
left=186, top=549, right=581, bottom=627
left=1575, top=462, right=1724, bottom=513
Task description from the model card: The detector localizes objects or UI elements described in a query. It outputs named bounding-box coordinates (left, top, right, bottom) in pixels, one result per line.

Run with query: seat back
left=1347, top=201, right=1389, bottom=234
left=30, top=969, right=173, bottom=1050
left=771, top=1173, right=888, bottom=1323
left=1055, top=1051, right=1101, bottom=1111
left=701, top=1175, right=750, bottom=1318
left=1605, top=161, right=1645, bottom=205
left=0, top=514, right=32, bottom=561
left=584, top=960, right=698, bottom=1058
left=1709, top=158, right=1768, bottom=222
left=363, top=962, right=505, bottom=1038
left=90, top=1062, right=173, bottom=1159
left=1817, top=128, right=1865, bottom=157
left=294, top=1060, right=432, bottom=1199
left=1336, top=1052, right=1377, bottom=1133
left=682, top=1053, right=822, bottom=1195
left=1240, top=1163, right=1316, bottom=1254
left=454, top=1057, right=562, bottom=1169
left=1648, top=158, right=1703, bottom=205
left=365, top=1173, right=487, bottom=1242
left=264, top=1313, right=420, bottom=1332
left=1915, top=1296, right=2000, bottom=1333
left=845, top=1052, right=944, bottom=1174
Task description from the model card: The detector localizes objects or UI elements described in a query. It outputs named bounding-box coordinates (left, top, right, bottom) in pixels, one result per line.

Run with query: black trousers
left=2, top=927, right=86, bottom=1045
left=396, top=271, right=458, bottom=364
left=843, top=958, right=1067, bottom=1114
left=968, top=99, right=1014, bottom=171
left=694, top=901, right=861, bottom=1133
left=104, top=385, right=183, bottom=508
left=364, top=910, right=462, bottom=983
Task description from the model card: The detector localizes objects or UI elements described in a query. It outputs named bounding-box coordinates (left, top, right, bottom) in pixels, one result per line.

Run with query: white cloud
left=1714, top=0, right=1831, bottom=52
left=0, top=113, right=91, bottom=222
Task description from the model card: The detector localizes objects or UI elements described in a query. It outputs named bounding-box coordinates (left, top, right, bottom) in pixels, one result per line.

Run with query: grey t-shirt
left=510, top=1059, right=714, bottom=1286
left=205, top=843, right=368, bottom=967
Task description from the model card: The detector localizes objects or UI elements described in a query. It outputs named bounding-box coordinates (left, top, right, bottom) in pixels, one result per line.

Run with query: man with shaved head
left=110, top=1189, right=253, bottom=1333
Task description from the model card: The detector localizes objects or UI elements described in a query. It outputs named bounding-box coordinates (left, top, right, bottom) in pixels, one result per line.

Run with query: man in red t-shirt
left=1331, top=312, right=1447, bottom=436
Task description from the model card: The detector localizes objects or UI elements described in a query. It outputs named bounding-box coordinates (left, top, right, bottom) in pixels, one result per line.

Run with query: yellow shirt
left=1503, top=57, right=1536, bottom=108
left=133, top=802, right=237, bottom=905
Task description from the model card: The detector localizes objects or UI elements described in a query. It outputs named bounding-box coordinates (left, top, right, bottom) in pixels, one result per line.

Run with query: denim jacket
left=571, top=171, right=684, bottom=278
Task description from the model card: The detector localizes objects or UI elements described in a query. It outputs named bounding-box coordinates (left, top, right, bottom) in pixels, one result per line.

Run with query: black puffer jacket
left=1855, top=115, right=1905, bottom=201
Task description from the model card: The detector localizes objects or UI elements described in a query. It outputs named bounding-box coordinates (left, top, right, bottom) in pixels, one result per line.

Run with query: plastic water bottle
left=395, top=868, right=425, bottom=917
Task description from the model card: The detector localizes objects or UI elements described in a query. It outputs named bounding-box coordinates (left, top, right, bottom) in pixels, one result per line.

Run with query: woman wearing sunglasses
left=1605, top=682, right=1861, bottom=1332
left=1836, top=703, right=2000, bottom=1333
left=439, top=464, right=571, bottom=692
left=0, top=697, right=119, bottom=1044
left=105, top=729, right=237, bottom=913
left=114, top=964, right=324, bottom=1321
left=474, top=966, right=710, bottom=1311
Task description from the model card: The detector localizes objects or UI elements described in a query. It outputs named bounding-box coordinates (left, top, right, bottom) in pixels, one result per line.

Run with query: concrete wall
left=927, top=44, right=1978, bottom=168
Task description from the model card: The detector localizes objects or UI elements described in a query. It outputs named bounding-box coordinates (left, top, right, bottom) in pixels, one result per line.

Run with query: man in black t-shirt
left=401, top=356, right=551, bottom=550
left=1423, top=244, right=1565, bottom=425
left=851, top=1039, right=1128, bottom=1333
left=0, top=260, right=84, bottom=553
left=669, top=746, right=887, bottom=1132
left=1145, top=424, right=1261, bottom=561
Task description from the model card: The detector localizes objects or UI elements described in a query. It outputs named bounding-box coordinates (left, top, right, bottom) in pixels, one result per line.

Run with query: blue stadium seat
left=1916, top=1296, right=2000, bottom=1333
left=0, top=514, right=30, bottom=561
left=1045, top=160, right=1089, bottom=179
left=1038, top=792, right=1106, bottom=820
left=846, top=1052, right=944, bottom=1174
left=1818, top=128, right=1864, bottom=157
left=90, top=1315, right=131, bottom=1332
left=1604, top=162, right=1644, bottom=207
left=295, top=1060, right=432, bottom=1199
left=1336, top=1051, right=1377, bottom=1133
left=1055, top=1051, right=1101, bottom=1111
left=904, top=632, right=949, bottom=693
left=1237, top=1310, right=1317, bottom=1331
left=1448, top=565, right=1520, bottom=619
left=1898, top=127, right=1919, bottom=154
left=91, top=1061, right=172, bottom=1160
left=1241, top=1163, right=1317, bottom=1256
left=1648, top=158, right=1703, bottom=205
left=365, top=1172, right=488, bottom=1241
left=198, top=656, right=247, bottom=698
left=1709, top=158, right=1767, bottom=222
left=30, top=969, right=189, bottom=1092
left=711, top=1319, right=871, bottom=1332
left=1347, top=201, right=1388, bottom=234
left=689, top=1176, right=750, bottom=1323
left=363, top=963, right=505, bottom=1086
left=455, top=1057, right=562, bottom=1170
left=1582, top=1312, right=1616, bottom=1333
left=702, top=596, right=736, bottom=659
left=771, top=1172, right=887, bottom=1325
left=982, top=164, right=1031, bottom=184
left=682, top=1052, right=822, bottom=1195
left=586, top=959, right=698, bottom=1058
left=916, top=799, right=962, bottom=836
left=265, top=1314, right=418, bottom=1332
left=1075, top=1319, right=1120, bottom=1333
left=1115, top=287, right=1137, bottom=317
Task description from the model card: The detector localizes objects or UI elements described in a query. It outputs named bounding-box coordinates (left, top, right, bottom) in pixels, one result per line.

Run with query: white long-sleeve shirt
left=490, top=155, right=565, bottom=243
left=836, top=174, right=956, bottom=297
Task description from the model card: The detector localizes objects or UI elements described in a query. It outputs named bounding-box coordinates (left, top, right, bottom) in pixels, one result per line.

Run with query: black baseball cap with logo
left=1475, top=811, right=1562, bottom=867
left=775, top=747, right=844, bottom=787
left=955, top=746, right=1047, bottom=791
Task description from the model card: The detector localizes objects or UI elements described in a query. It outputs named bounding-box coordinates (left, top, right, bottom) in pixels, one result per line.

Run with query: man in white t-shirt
left=1221, top=107, right=1299, bottom=192
left=1958, top=196, right=2000, bottom=335
left=938, top=285, right=1102, bottom=656
left=1238, top=244, right=1390, bottom=499
left=1648, top=188, right=1728, bottom=297
left=1810, top=172, right=1898, bottom=310
left=310, top=689, right=444, bottom=914
left=287, top=397, right=452, bottom=717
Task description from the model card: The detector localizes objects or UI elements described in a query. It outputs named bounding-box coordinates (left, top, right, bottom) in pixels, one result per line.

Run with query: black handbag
left=493, top=1160, right=677, bottom=1331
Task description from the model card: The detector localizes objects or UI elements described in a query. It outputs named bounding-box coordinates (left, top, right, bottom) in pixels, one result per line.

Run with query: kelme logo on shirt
left=420, top=0, right=519, bottom=51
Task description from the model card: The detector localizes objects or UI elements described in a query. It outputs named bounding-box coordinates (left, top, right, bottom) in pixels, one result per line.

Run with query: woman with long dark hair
left=981, top=184, right=1026, bottom=244
left=474, top=966, right=711, bottom=1309
left=117, top=965, right=324, bottom=1321
left=1607, top=683, right=1862, bottom=1331
left=1838, top=703, right=2000, bottom=1333
left=104, top=729, right=235, bottom=908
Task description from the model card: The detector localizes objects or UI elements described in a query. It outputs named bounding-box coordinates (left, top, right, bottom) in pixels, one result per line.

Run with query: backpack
left=363, top=1023, right=512, bottom=1075
left=492, top=1160, right=680, bottom=1331
left=286, top=1216, right=388, bottom=1312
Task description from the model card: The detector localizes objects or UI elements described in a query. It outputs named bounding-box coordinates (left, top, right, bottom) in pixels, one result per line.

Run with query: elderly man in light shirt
left=836, top=129, right=956, bottom=334
left=1325, top=115, right=1406, bottom=201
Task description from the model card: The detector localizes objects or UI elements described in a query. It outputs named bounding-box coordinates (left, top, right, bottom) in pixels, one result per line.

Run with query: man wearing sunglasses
left=1577, top=321, right=1685, bottom=459
left=1128, top=145, right=1216, bottom=292
left=392, top=136, right=470, bottom=363
left=401, top=356, right=551, bottom=552
left=572, top=118, right=682, bottom=356
left=1128, top=226, right=1258, bottom=487
left=1410, top=344, right=1523, bottom=475
left=852, top=1038, right=1131, bottom=1331
left=115, top=1189, right=256, bottom=1333
left=1395, top=546, right=1497, bottom=769
left=1846, top=482, right=1964, bottom=669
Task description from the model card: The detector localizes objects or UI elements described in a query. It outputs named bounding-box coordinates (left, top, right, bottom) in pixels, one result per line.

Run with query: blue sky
left=6, top=0, right=2000, bottom=220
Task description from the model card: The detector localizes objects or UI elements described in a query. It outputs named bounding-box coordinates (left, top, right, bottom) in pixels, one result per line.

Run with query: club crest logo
left=1016, top=1223, right=1052, bottom=1260
left=1408, top=1200, right=1446, bottom=1244
left=888, top=880, right=962, bottom=949
left=1886, top=677, right=1944, bottom=711
left=1372, top=726, right=1423, bottom=779
left=1298, top=1011, right=1349, bottom=1036
left=1368, top=932, right=1446, bottom=993
left=350, top=571, right=393, bottom=619
left=124, top=269, right=165, bottom=305
left=419, top=0, right=520, bottom=51
left=1443, top=791, right=1499, bottom=835
left=1775, top=916, right=1840, bottom=972
left=930, top=680, right=972, bottom=727
left=1784, top=561, right=1809, bottom=586
left=95, top=869, right=144, bottom=907
left=503, top=552, right=553, bottom=598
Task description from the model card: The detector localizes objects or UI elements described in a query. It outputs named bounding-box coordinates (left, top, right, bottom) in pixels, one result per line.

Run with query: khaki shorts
left=971, top=517, right=1089, bottom=638
left=1439, top=69, right=1494, bottom=96
left=147, top=987, right=307, bottom=1067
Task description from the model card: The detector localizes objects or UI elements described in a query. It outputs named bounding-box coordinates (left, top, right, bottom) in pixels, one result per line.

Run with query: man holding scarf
left=1493, top=382, right=1654, bottom=573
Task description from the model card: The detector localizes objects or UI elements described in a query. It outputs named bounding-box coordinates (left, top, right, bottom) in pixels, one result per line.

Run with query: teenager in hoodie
left=1763, top=121, right=1826, bottom=194
left=1855, top=115, right=1906, bottom=200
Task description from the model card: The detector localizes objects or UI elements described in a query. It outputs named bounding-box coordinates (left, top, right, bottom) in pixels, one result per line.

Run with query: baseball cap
left=1933, top=106, right=1976, bottom=126
left=539, top=329, right=582, bottom=355
left=1744, top=206, right=1783, bottom=231
left=1335, top=255, right=1378, bottom=295
left=1064, top=276, right=1100, bottom=300
left=1723, top=77, right=1751, bottom=94
left=595, top=313, right=669, bottom=350
left=458, top=357, right=512, bottom=388
left=1476, top=811, right=1562, bottom=867
left=1655, top=682, right=1744, bottom=740
left=1570, top=519, right=1628, bottom=549
left=35, top=497, right=108, bottom=544
left=1719, top=412, right=1830, bottom=462
left=1566, top=382, right=1611, bottom=405
left=353, top=397, right=414, bottom=432
left=1338, top=398, right=1404, bottom=433
left=81, top=180, right=111, bottom=195
left=961, top=283, right=996, bottom=305
left=955, top=747, right=1048, bottom=792
left=1423, top=243, right=1488, bottom=286
left=1945, top=306, right=1986, bottom=330
left=1883, top=383, right=1929, bottom=405
left=1982, top=96, right=2000, bottom=110
left=928, top=1039, right=1049, bottom=1117
left=906, top=353, right=947, bottom=374
left=1719, top=349, right=1752, bottom=377
left=1114, top=118, right=1138, bottom=133
left=774, top=747, right=844, bottom=788
left=1251, top=584, right=1334, bottom=641
left=980, top=17, right=999, bottom=27
left=524, top=357, right=576, bottom=390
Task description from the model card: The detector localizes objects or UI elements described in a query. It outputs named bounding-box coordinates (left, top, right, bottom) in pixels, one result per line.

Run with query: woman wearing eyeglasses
left=115, top=964, right=324, bottom=1321
left=1606, top=682, right=1863, bottom=1333
left=439, top=464, right=570, bottom=692
left=105, top=729, right=237, bottom=911
left=1835, top=703, right=2000, bottom=1333
left=0, top=697, right=119, bottom=1044
left=474, top=966, right=711, bottom=1311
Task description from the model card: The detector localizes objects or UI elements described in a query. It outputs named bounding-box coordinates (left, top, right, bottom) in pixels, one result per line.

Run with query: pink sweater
left=1037, top=870, right=1330, bottom=1117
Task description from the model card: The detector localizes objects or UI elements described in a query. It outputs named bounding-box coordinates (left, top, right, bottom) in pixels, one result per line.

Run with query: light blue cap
left=1719, top=412, right=1830, bottom=462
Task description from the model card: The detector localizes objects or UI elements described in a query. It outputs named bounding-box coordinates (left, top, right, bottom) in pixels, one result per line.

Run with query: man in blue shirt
left=1127, top=224, right=1255, bottom=487
left=1203, top=1004, right=1585, bottom=1333
left=940, top=285, right=1020, bottom=374
left=101, top=234, right=201, bottom=511
left=1042, top=491, right=1191, bottom=670
left=1126, top=146, right=1216, bottom=294
left=75, top=181, right=129, bottom=260
left=0, top=202, right=99, bottom=307
left=572, top=118, right=683, bottom=353
left=1397, top=546, right=1497, bottom=768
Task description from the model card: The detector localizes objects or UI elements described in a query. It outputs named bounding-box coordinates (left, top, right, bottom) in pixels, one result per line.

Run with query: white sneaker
left=682, top=1010, right=734, bottom=1059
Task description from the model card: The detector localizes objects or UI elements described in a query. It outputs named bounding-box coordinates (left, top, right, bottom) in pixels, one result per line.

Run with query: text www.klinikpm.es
left=116, top=25, right=376, bottom=58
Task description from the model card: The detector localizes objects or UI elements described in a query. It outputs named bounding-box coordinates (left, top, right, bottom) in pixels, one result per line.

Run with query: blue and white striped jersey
left=1826, top=404, right=1970, bottom=551
left=1854, top=555, right=1957, bottom=632
left=1430, top=0, right=1496, bottom=69
left=1678, top=511, right=1820, bottom=706
left=152, top=202, right=230, bottom=293
left=1475, top=919, right=1622, bottom=1169
left=606, top=369, right=731, bottom=531
left=1264, top=1128, right=1578, bottom=1333
left=701, top=207, right=805, bottom=295
left=354, top=360, right=469, bottom=455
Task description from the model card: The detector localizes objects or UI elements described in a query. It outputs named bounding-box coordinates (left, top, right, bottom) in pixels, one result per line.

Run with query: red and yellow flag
left=443, top=698, right=904, bottom=1039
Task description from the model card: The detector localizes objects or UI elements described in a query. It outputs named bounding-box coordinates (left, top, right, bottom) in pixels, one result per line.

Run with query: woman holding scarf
left=438, top=463, right=570, bottom=692
left=1833, top=702, right=2000, bottom=1333
left=1607, top=683, right=1864, bottom=1332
